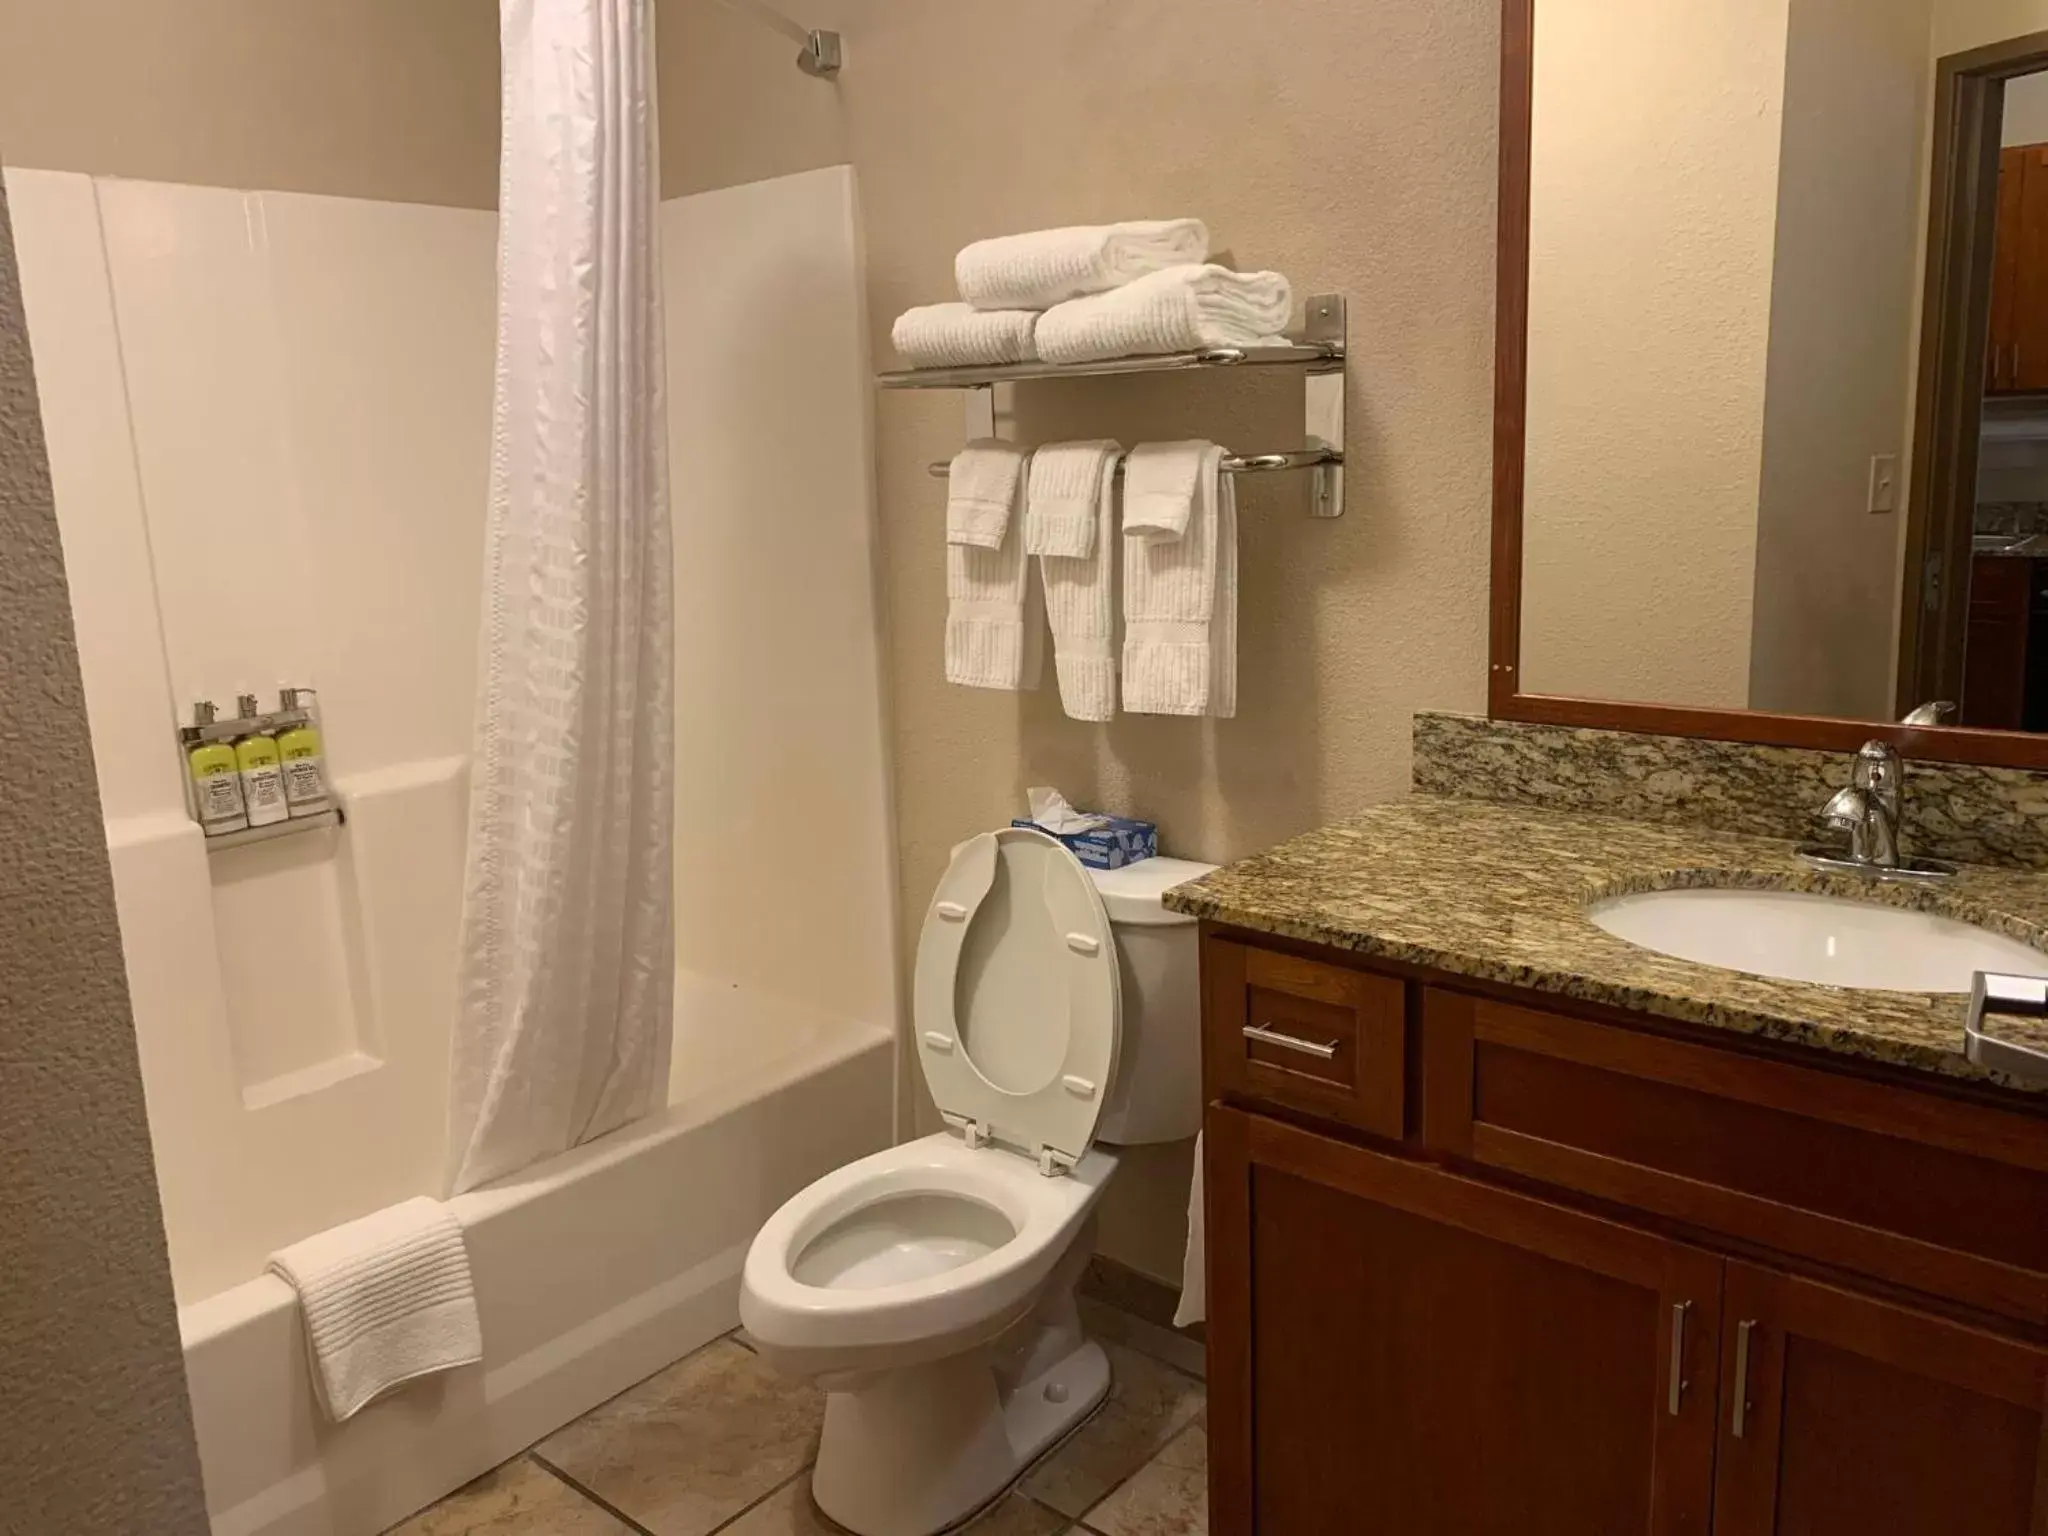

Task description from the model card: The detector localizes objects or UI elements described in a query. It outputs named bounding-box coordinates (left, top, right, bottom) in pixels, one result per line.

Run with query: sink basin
left=1587, top=886, right=2047, bottom=993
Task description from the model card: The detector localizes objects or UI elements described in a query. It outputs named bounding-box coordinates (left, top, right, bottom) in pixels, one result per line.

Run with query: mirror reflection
left=1519, top=1, right=2048, bottom=731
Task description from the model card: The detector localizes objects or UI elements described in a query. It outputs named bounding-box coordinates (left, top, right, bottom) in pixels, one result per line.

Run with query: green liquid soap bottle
left=188, top=700, right=249, bottom=835
left=234, top=692, right=290, bottom=828
left=275, top=686, right=332, bottom=817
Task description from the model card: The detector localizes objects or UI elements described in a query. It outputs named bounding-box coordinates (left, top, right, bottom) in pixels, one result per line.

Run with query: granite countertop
left=1162, top=794, right=2048, bottom=1095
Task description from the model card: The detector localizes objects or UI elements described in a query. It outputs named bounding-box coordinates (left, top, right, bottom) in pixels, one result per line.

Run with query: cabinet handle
left=2019, top=342, right=2025, bottom=384
left=1667, top=1301, right=1690, bottom=1416
left=1731, top=1319, right=1757, bottom=1439
left=1241, top=1023, right=1340, bottom=1060
left=1995, top=342, right=2007, bottom=386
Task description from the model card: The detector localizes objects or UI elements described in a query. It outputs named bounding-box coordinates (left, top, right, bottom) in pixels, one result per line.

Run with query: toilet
left=740, top=827, right=1213, bottom=1536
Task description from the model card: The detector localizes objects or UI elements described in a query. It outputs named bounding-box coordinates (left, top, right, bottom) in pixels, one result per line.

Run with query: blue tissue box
left=1012, top=813, right=1158, bottom=869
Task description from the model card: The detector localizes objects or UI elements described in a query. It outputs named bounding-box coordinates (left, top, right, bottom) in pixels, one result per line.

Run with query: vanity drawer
left=1421, top=990, right=2048, bottom=1325
left=1203, top=936, right=1406, bottom=1138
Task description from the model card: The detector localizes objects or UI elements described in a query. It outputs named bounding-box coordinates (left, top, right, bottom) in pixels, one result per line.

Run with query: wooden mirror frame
left=1489, top=0, right=2048, bottom=769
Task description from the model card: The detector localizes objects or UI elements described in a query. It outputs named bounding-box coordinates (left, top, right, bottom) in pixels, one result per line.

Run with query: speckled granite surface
left=1413, top=711, right=2048, bottom=871
left=1163, top=794, right=2048, bottom=1095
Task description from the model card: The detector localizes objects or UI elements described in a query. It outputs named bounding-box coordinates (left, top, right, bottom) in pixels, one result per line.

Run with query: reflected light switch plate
left=1868, top=453, right=1899, bottom=514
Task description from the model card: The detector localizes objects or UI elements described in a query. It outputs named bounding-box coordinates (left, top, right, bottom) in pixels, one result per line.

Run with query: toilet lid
left=913, top=827, right=1122, bottom=1170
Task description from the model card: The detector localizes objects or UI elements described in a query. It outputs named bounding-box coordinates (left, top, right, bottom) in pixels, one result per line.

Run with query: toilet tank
left=1088, top=856, right=1218, bottom=1145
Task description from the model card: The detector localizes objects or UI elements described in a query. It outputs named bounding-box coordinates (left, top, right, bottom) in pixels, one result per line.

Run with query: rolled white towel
left=892, top=301, right=1038, bottom=368
left=1037, top=265, right=1293, bottom=366
left=956, top=219, right=1209, bottom=310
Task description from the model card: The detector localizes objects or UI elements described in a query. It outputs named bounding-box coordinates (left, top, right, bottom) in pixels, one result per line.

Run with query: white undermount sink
left=1586, top=886, right=2047, bottom=993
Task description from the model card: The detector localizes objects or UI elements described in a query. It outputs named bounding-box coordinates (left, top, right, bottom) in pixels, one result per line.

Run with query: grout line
left=700, top=1464, right=813, bottom=1534
left=528, top=1452, right=664, bottom=1536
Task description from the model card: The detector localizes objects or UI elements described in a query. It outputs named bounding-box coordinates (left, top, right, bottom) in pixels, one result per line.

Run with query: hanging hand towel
left=268, top=1197, right=483, bottom=1423
left=955, top=219, right=1210, bottom=310
left=892, top=302, right=1039, bottom=368
left=1030, top=442, right=1122, bottom=721
left=948, top=466, right=1043, bottom=690
left=1122, top=441, right=1211, bottom=539
left=1036, top=265, right=1293, bottom=366
left=1175, top=1130, right=1206, bottom=1328
left=1123, top=443, right=1237, bottom=717
left=1025, top=440, right=1122, bottom=558
left=949, top=441, right=1028, bottom=549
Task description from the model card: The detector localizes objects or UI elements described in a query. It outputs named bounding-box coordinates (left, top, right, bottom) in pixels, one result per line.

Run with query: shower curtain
left=447, top=0, right=674, bottom=1195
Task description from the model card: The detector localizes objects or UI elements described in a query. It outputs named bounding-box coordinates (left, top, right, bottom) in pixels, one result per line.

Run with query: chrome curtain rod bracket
left=884, top=293, right=1349, bottom=518
left=799, top=30, right=842, bottom=77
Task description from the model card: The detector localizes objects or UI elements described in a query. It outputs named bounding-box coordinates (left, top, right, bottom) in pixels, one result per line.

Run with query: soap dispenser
left=233, top=692, right=290, bottom=828
left=187, top=701, right=249, bottom=836
left=274, top=686, right=332, bottom=817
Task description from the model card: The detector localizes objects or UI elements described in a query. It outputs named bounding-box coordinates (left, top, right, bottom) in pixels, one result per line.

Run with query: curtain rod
left=708, top=0, right=841, bottom=75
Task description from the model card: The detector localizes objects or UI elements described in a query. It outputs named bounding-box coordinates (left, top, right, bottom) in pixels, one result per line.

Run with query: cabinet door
left=1991, top=146, right=2025, bottom=392
left=1207, top=1105, right=1722, bottom=1535
left=1712, top=1262, right=2048, bottom=1536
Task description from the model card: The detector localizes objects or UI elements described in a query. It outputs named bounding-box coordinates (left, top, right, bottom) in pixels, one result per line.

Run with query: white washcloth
left=268, top=1197, right=483, bottom=1423
left=1174, top=1130, right=1205, bottom=1328
left=892, top=302, right=1039, bottom=368
left=1123, top=441, right=1210, bottom=539
left=949, top=441, right=1028, bottom=549
left=956, top=219, right=1210, bottom=310
left=1025, top=440, right=1121, bottom=558
left=1033, top=444, right=1122, bottom=721
left=947, top=466, right=1043, bottom=690
left=1123, top=443, right=1236, bottom=717
left=1037, top=265, right=1293, bottom=366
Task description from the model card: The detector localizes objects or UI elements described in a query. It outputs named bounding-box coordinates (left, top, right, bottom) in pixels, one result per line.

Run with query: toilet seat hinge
left=1037, top=1145, right=1078, bottom=1178
left=942, top=1111, right=989, bottom=1150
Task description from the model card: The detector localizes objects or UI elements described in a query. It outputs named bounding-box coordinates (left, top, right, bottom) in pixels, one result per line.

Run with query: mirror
left=1497, top=0, right=2048, bottom=761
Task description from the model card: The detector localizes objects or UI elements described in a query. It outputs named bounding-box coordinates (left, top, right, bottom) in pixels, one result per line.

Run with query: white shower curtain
left=447, top=0, right=674, bottom=1195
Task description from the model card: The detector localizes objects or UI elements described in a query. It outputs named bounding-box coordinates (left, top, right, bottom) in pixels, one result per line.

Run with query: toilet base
left=809, top=1324, right=1111, bottom=1536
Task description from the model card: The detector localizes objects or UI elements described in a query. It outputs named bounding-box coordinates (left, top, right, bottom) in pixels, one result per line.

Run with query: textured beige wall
left=1747, top=0, right=1931, bottom=721
left=661, top=1, right=1500, bottom=1279
left=0, top=0, right=499, bottom=207
left=0, top=179, right=210, bottom=1534
left=657, top=0, right=846, bottom=197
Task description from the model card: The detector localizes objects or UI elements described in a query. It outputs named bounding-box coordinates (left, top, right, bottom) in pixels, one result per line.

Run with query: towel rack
left=877, top=292, right=1348, bottom=518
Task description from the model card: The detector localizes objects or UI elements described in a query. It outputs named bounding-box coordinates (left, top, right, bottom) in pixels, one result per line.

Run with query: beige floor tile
left=1080, top=1419, right=1207, bottom=1536
left=1020, top=1342, right=1206, bottom=1519
left=535, top=1338, right=822, bottom=1536
left=383, top=1457, right=632, bottom=1535
left=720, top=1477, right=1070, bottom=1535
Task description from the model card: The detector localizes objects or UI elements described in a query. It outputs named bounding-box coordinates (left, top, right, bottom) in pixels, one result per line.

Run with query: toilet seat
left=912, top=828, right=1121, bottom=1174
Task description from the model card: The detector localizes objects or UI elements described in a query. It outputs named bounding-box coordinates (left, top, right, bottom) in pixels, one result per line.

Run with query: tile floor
left=388, top=1306, right=1207, bottom=1536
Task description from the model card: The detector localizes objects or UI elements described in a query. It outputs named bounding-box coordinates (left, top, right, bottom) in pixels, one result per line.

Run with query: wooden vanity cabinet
left=1201, top=931, right=2048, bottom=1536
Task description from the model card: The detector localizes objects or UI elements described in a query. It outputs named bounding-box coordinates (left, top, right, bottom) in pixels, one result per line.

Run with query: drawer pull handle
left=1242, top=1023, right=1340, bottom=1061
left=1667, top=1301, right=1690, bottom=1417
left=1732, top=1319, right=1757, bottom=1439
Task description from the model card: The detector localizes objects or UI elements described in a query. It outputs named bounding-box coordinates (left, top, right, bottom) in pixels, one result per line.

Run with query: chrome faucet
left=1820, top=742, right=1903, bottom=869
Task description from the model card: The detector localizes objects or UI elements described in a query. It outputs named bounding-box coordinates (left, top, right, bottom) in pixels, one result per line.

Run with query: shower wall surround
left=10, top=160, right=896, bottom=1304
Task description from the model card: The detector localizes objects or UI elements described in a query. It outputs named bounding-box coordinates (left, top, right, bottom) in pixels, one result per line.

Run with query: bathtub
left=178, top=975, right=894, bottom=1536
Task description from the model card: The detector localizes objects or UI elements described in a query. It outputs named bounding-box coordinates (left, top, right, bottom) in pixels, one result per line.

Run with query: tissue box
left=1012, top=813, right=1158, bottom=869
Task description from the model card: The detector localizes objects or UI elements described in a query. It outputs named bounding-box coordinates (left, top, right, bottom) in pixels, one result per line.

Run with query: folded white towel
left=892, top=301, right=1038, bottom=368
left=268, top=1197, right=482, bottom=1422
left=1032, top=443, right=1122, bottom=721
left=1123, top=443, right=1236, bottom=717
left=956, top=219, right=1210, bottom=311
left=1037, top=265, right=1293, bottom=366
left=1123, top=441, right=1210, bottom=539
left=949, top=441, right=1028, bottom=549
left=1025, top=440, right=1121, bottom=559
left=947, top=466, right=1043, bottom=691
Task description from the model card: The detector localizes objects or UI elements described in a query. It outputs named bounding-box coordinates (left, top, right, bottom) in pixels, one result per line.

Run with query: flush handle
left=1242, top=1023, right=1339, bottom=1061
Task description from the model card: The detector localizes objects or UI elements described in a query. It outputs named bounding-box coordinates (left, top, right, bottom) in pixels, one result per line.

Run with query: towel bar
left=923, top=448, right=1341, bottom=480
left=879, top=293, right=1348, bottom=518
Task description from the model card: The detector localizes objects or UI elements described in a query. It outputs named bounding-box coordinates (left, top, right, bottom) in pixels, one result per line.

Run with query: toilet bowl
left=741, top=829, right=1213, bottom=1536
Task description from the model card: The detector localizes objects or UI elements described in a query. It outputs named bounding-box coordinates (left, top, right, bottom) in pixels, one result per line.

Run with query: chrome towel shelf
left=877, top=292, right=1349, bottom=518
